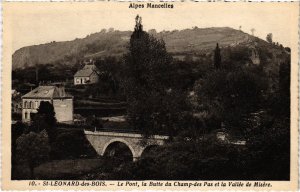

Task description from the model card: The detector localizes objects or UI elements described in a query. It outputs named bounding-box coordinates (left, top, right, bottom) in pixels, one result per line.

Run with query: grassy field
left=34, top=159, right=104, bottom=179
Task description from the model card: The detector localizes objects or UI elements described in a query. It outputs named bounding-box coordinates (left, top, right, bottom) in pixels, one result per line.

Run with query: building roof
left=74, top=68, right=95, bottom=77
left=74, top=64, right=100, bottom=77
left=22, top=86, right=72, bottom=99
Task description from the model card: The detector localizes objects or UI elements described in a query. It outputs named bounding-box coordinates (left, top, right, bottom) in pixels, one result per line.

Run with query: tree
left=123, top=15, right=189, bottom=137
left=148, top=29, right=157, bottom=35
left=108, top=28, right=114, bottom=33
left=12, top=122, right=27, bottom=178
left=214, top=43, right=221, bottom=69
left=16, top=131, right=50, bottom=178
left=266, top=33, right=273, bottom=43
left=32, top=101, right=57, bottom=142
left=37, top=101, right=56, bottom=125
left=278, top=59, right=291, bottom=116
left=284, top=47, right=291, bottom=53
left=100, top=29, right=107, bottom=33
left=194, top=67, right=268, bottom=134
left=228, top=45, right=251, bottom=65
left=251, top=28, right=255, bottom=36
left=86, top=115, right=102, bottom=131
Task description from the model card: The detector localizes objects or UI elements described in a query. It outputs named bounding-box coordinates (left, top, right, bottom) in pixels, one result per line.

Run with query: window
left=30, top=101, right=34, bottom=109
left=24, top=101, right=27, bottom=109
left=25, top=112, right=28, bottom=120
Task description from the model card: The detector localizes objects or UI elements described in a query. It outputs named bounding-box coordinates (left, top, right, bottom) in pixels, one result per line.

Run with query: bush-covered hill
left=13, top=27, right=265, bottom=69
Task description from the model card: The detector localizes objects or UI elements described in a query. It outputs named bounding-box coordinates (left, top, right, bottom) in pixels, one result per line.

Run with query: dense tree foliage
left=104, top=136, right=253, bottom=180
left=85, top=57, right=124, bottom=97
left=51, top=129, right=97, bottom=160
left=12, top=64, right=77, bottom=86
left=15, top=131, right=50, bottom=178
left=32, top=101, right=57, bottom=143
left=266, top=33, right=273, bottom=43
left=194, top=66, right=268, bottom=134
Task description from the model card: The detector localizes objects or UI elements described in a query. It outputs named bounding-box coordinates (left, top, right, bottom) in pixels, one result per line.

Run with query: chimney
left=57, top=84, right=66, bottom=97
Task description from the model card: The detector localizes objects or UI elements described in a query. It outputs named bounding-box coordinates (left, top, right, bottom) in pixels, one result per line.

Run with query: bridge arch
left=101, top=138, right=137, bottom=158
left=84, top=130, right=169, bottom=161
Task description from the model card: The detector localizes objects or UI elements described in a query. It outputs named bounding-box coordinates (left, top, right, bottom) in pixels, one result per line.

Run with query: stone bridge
left=84, top=130, right=169, bottom=161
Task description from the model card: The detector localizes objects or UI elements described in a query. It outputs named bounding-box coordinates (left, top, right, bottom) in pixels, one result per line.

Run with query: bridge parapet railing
left=84, top=129, right=169, bottom=140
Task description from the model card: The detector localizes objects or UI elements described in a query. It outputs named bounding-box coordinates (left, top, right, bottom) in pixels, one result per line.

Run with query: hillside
left=12, top=27, right=261, bottom=69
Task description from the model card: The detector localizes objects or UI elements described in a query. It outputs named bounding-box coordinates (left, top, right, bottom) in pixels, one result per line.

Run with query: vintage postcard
left=1, top=1, right=299, bottom=191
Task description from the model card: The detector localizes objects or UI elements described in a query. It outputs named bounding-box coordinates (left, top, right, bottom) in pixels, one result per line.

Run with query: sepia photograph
left=2, top=2, right=299, bottom=190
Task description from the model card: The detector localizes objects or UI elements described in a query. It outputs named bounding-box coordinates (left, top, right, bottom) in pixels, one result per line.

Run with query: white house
left=74, top=63, right=100, bottom=85
left=21, top=85, right=73, bottom=123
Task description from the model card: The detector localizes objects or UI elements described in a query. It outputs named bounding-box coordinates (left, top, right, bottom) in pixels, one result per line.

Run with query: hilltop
left=12, top=27, right=266, bottom=69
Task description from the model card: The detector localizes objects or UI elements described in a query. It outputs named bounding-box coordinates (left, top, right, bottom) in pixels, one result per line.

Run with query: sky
left=6, top=2, right=297, bottom=52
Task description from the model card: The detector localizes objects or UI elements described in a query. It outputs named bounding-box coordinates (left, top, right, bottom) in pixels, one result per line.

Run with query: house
left=74, top=62, right=100, bottom=85
left=12, top=89, right=22, bottom=114
left=21, top=85, right=73, bottom=123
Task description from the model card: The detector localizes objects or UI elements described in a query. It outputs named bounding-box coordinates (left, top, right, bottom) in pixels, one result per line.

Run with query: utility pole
left=35, top=66, right=39, bottom=85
